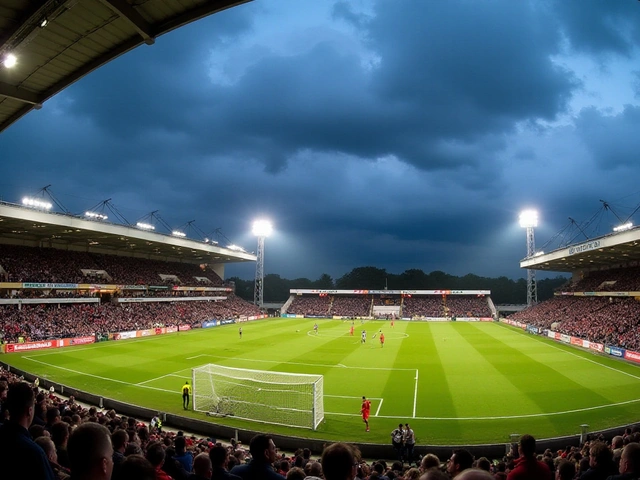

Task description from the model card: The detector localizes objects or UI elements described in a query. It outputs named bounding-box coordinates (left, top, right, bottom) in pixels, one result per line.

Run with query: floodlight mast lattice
left=252, top=220, right=273, bottom=308
left=519, top=210, right=538, bottom=307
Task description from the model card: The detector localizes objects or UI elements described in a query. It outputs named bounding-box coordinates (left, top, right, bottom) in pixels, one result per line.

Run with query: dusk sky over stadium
left=2, top=0, right=640, bottom=282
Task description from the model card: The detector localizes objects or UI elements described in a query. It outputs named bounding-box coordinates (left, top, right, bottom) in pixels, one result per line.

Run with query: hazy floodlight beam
left=519, top=209, right=538, bottom=228
left=252, top=219, right=273, bottom=238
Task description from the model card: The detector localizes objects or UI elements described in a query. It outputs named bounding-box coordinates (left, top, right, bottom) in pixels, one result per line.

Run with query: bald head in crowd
left=456, top=469, right=494, bottom=480
left=321, top=442, right=359, bottom=480
left=67, top=422, right=114, bottom=480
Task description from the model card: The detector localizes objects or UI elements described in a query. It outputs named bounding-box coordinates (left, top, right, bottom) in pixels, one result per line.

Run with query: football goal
left=192, top=364, right=324, bottom=430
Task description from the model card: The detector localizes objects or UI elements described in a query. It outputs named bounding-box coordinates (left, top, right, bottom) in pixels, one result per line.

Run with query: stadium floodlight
left=252, top=219, right=273, bottom=308
left=519, top=209, right=538, bottom=307
left=3, top=53, right=17, bottom=68
left=85, top=211, right=108, bottom=220
left=22, top=196, right=52, bottom=210
left=252, top=219, right=273, bottom=238
left=136, top=222, right=155, bottom=230
left=192, top=364, right=324, bottom=430
left=519, top=210, right=538, bottom=228
left=172, top=230, right=186, bottom=237
left=613, top=222, right=633, bottom=232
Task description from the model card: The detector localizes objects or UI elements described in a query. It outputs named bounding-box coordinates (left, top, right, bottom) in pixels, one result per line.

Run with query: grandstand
left=284, top=289, right=494, bottom=320
left=510, top=227, right=640, bottom=361
left=0, top=201, right=264, bottom=344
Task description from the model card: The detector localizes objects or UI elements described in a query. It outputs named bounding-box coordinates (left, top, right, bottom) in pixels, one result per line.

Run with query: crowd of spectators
left=288, top=296, right=332, bottom=316
left=444, top=297, right=491, bottom=318
left=0, top=294, right=262, bottom=343
left=0, top=245, right=225, bottom=286
left=508, top=296, right=640, bottom=351
left=2, top=368, right=640, bottom=480
left=330, top=296, right=372, bottom=317
left=402, top=298, right=445, bottom=318
left=558, top=266, right=640, bottom=293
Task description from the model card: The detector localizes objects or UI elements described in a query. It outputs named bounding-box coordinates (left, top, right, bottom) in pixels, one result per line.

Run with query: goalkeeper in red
left=361, top=396, right=371, bottom=432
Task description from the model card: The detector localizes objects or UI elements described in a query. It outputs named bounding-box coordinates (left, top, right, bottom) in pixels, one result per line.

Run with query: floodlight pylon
left=252, top=220, right=272, bottom=308
left=519, top=210, right=538, bottom=307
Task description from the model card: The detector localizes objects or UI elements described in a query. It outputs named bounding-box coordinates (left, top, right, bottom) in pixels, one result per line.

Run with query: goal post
left=192, top=364, right=324, bottom=430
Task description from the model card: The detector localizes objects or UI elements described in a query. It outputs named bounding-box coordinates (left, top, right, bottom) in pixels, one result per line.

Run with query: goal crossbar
left=192, top=363, right=324, bottom=430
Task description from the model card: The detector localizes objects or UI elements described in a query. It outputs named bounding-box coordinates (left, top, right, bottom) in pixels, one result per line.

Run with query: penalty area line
left=375, top=398, right=384, bottom=417
left=326, top=395, right=640, bottom=420
left=24, top=357, right=177, bottom=395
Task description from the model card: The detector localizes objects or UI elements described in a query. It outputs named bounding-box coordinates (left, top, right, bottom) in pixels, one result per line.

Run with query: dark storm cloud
left=2, top=0, right=640, bottom=282
left=549, top=0, right=640, bottom=56
left=575, top=106, right=640, bottom=168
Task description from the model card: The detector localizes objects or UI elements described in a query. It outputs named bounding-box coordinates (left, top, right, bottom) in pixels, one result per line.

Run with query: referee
left=182, top=381, right=192, bottom=410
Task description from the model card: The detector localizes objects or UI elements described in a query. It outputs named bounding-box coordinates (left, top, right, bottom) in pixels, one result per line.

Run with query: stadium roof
left=520, top=227, right=640, bottom=273
left=0, top=201, right=257, bottom=264
left=0, top=0, right=250, bottom=133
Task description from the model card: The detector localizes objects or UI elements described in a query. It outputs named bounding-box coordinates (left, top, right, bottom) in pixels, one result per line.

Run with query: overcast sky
left=2, top=0, right=640, bottom=282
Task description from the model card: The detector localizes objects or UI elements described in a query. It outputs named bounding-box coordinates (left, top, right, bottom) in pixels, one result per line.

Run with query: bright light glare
left=227, top=244, right=245, bottom=252
left=172, top=230, right=186, bottom=237
left=22, top=197, right=52, bottom=210
left=613, top=222, right=633, bottom=232
left=136, top=222, right=155, bottom=230
left=519, top=210, right=538, bottom=228
left=252, top=219, right=273, bottom=237
left=3, top=53, right=17, bottom=68
left=85, top=211, right=107, bottom=220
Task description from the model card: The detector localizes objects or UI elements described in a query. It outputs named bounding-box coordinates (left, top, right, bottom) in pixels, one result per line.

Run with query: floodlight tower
left=519, top=210, right=538, bottom=307
left=252, top=220, right=273, bottom=308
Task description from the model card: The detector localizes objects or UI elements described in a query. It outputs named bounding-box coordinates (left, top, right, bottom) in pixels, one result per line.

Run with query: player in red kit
left=380, top=332, right=385, bottom=348
left=350, top=325, right=354, bottom=336
left=361, top=396, right=371, bottom=432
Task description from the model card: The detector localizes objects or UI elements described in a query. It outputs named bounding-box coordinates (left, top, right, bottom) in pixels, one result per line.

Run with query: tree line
left=228, top=266, right=567, bottom=304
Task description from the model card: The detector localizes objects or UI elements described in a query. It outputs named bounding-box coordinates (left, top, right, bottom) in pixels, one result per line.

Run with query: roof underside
left=0, top=202, right=257, bottom=265
left=520, top=227, right=640, bottom=273
left=0, top=0, right=250, bottom=132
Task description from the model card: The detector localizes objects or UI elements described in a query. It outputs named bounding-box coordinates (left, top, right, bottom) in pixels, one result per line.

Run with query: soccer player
left=350, top=325, right=354, bottom=336
left=361, top=396, right=371, bottom=432
left=182, top=380, right=191, bottom=410
left=314, top=323, right=319, bottom=334
left=361, top=330, right=366, bottom=344
left=380, top=332, right=385, bottom=348
left=391, top=319, right=395, bottom=328
left=239, top=327, right=242, bottom=339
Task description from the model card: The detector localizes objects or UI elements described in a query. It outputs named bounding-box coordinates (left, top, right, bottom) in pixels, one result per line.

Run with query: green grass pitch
left=4, top=318, right=640, bottom=445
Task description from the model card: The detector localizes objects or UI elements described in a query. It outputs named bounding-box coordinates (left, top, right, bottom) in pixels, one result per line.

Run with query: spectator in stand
left=0, top=381, right=55, bottom=480
left=419, top=453, right=441, bottom=473
left=210, top=444, right=241, bottom=480
left=557, top=459, right=576, bottom=480
left=447, top=449, right=474, bottom=478
left=457, top=470, right=495, bottom=480
left=112, top=428, right=129, bottom=478
left=67, top=422, right=114, bottom=480
left=581, top=441, right=616, bottom=480
left=608, top=442, right=640, bottom=480
left=507, top=434, right=552, bottom=480
left=175, top=434, right=194, bottom=472
left=421, top=470, right=449, bottom=480
left=321, top=442, right=359, bottom=480
left=189, top=452, right=214, bottom=480
left=116, top=454, right=157, bottom=480
left=35, top=436, right=71, bottom=480
left=50, top=421, right=71, bottom=468
left=146, top=440, right=173, bottom=480
left=230, top=434, right=284, bottom=480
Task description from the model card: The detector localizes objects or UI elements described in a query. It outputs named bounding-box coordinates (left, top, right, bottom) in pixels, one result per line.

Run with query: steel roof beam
left=0, top=82, right=42, bottom=106
left=98, top=0, right=156, bottom=45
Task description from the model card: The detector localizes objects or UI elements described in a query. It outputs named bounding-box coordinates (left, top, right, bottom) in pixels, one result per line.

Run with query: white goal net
left=192, top=364, right=324, bottom=430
